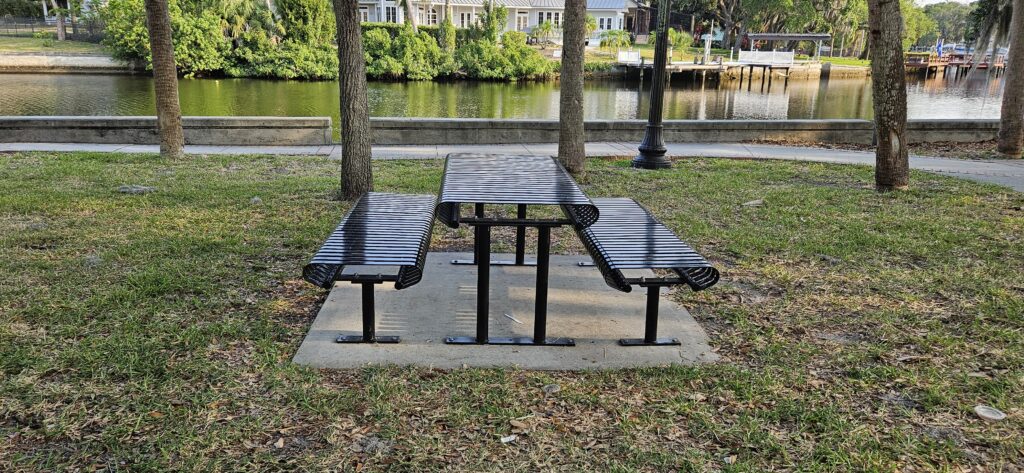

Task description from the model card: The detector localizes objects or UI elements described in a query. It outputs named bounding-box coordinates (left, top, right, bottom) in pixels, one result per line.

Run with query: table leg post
left=515, top=204, right=527, bottom=265
left=475, top=224, right=490, bottom=344
left=472, top=203, right=484, bottom=264
left=533, top=226, right=550, bottom=343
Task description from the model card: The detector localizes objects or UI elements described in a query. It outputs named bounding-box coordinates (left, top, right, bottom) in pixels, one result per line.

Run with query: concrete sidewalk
left=4, top=141, right=1023, bottom=191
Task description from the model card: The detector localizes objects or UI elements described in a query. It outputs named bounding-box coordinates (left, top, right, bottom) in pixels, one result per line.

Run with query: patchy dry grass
left=1, top=152, right=1022, bottom=471
left=758, top=139, right=1022, bottom=161
left=0, top=36, right=107, bottom=54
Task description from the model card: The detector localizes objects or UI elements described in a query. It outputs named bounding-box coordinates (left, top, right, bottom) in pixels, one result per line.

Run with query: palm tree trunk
left=997, top=0, right=1024, bottom=158
left=333, top=0, right=373, bottom=199
left=48, top=0, right=65, bottom=41
left=858, top=30, right=870, bottom=60
left=143, top=0, right=184, bottom=159
left=558, top=0, right=586, bottom=176
left=867, top=0, right=909, bottom=190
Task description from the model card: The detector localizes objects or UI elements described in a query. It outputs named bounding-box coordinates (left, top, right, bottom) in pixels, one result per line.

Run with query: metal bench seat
left=303, top=192, right=436, bottom=343
left=572, top=198, right=720, bottom=346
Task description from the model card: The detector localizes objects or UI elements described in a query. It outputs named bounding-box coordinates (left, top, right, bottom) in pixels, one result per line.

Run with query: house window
left=537, top=12, right=544, bottom=25
left=460, top=12, right=472, bottom=28
left=428, top=8, right=438, bottom=25
left=385, top=6, right=397, bottom=23
left=598, top=17, right=607, bottom=30
left=553, top=12, right=560, bottom=27
left=359, top=7, right=369, bottom=22
left=516, top=12, right=528, bottom=31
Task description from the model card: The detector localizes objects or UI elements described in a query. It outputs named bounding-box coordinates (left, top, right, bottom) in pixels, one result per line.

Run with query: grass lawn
left=820, top=56, right=872, bottom=68
left=0, top=36, right=106, bottom=54
left=1, top=152, right=1022, bottom=470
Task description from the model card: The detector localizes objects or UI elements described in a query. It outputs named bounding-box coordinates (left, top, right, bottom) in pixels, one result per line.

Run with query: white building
left=358, top=0, right=647, bottom=41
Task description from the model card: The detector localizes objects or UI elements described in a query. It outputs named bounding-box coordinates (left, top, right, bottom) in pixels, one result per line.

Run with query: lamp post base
left=632, top=152, right=672, bottom=169
left=634, top=123, right=672, bottom=170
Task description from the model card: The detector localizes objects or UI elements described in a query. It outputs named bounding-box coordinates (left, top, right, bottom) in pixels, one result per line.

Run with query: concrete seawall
left=0, top=116, right=999, bottom=146
left=0, top=116, right=333, bottom=145
left=370, top=118, right=997, bottom=146
left=0, top=53, right=142, bottom=74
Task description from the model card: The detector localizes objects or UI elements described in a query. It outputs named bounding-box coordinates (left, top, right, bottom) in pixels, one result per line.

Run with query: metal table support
left=451, top=204, right=536, bottom=267
left=436, top=154, right=600, bottom=347
left=444, top=217, right=574, bottom=346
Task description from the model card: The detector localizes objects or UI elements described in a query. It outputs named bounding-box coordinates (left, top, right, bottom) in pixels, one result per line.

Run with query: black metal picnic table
left=436, top=153, right=599, bottom=346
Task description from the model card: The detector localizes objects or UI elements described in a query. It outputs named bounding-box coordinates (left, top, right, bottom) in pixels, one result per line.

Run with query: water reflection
left=0, top=72, right=1004, bottom=136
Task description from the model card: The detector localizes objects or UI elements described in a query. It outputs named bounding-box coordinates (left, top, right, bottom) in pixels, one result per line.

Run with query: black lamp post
left=633, top=0, right=672, bottom=169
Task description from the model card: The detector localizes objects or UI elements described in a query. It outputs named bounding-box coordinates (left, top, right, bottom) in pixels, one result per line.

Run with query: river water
left=0, top=73, right=1005, bottom=132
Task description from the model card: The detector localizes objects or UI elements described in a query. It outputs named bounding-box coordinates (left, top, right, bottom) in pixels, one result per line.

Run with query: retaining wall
left=0, top=116, right=333, bottom=145
left=0, top=116, right=1000, bottom=146
left=370, top=118, right=998, bottom=146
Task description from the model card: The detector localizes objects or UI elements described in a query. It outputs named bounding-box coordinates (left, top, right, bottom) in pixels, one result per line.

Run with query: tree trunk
left=997, top=0, right=1024, bottom=158
left=143, top=0, right=184, bottom=159
left=402, top=0, right=418, bottom=30
left=858, top=30, right=870, bottom=60
left=333, top=0, right=373, bottom=199
left=49, top=0, right=65, bottom=40
left=558, top=0, right=586, bottom=176
left=867, top=0, right=909, bottom=190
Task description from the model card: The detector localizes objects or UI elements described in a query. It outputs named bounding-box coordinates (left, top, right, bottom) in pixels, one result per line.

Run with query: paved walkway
left=4, top=141, right=1023, bottom=191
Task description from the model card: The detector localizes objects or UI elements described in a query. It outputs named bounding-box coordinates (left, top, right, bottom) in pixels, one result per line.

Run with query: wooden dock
left=905, top=52, right=1006, bottom=78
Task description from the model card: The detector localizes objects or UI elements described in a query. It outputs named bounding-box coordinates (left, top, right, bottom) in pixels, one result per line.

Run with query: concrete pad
left=293, top=253, right=718, bottom=370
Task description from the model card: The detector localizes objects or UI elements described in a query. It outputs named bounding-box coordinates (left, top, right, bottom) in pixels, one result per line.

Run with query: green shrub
left=277, top=0, right=336, bottom=45
left=361, top=22, right=403, bottom=37
left=364, top=28, right=404, bottom=79
left=584, top=60, right=616, bottom=73
left=169, top=6, right=228, bottom=76
left=436, top=17, right=459, bottom=76
left=101, top=0, right=150, bottom=62
left=418, top=24, right=440, bottom=42
left=500, top=30, right=555, bottom=79
left=456, top=40, right=511, bottom=79
left=393, top=25, right=444, bottom=80
left=33, top=31, right=55, bottom=47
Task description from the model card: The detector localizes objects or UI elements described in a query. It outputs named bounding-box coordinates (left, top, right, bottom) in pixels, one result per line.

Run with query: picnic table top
left=436, top=153, right=600, bottom=228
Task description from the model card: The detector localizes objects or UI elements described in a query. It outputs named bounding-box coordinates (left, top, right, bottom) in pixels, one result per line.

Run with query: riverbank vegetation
left=99, top=0, right=553, bottom=80
left=14, top=0, right=991, bottom=81
left=2, top=152, right=1022, bottom=469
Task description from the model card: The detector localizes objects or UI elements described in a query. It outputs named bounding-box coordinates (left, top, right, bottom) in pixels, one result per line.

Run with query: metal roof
left=747, top=33, right=831, bottom=41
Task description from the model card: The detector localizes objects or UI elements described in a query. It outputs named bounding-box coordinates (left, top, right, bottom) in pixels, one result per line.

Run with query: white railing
left=617, top=50, right=641, bottom=65
left=737, top=50, right=795, bottom=65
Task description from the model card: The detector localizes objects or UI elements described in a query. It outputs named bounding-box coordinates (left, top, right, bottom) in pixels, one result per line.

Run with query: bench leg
left=336, top=282, right=400, bottom=344
left=619, top=286, right=681, bottom=346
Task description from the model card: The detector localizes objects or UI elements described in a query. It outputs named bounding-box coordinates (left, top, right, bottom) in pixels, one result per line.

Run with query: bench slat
left=303, top=192, right=436, bottom=289
left=573, top=198, right=719, bottom=292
